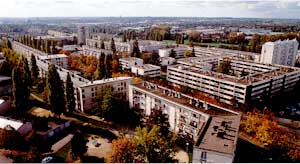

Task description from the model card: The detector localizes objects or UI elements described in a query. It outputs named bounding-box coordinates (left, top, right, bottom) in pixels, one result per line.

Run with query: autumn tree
left=217, top=59, right=232, bottom=75
left=47, top=64, right=66, bottom=116
left=108, top=137, right=137, bottom=163
left=65, top=72, right=75, bottom=113
left=112, top=54, right=119, bottom=73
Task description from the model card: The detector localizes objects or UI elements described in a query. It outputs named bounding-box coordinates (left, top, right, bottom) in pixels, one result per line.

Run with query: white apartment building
left=167, top=57, right=300, bottom=105
left=82, top=45, right=113, bottom=58
left=160, top=57, right=176, bottom=66
left=48, top=30, right=75, bottom=37
left=77, top=25, right=89, bottom=45
left=260, top=39, right=299, bottom=66
left=119, top=57, right=143, bottom=70
left=77, top=77, right=132, bottom=112
left=131, top=64, right=161, bottom=77
left=129, top=81, right=240, bottom=162
left=38, top=54, right=69, bottom=69
left=159, top=46, right=189, bottom=58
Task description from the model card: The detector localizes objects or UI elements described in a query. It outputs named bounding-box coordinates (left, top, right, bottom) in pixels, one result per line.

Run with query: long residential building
left=167, top=57, right=300, bottom=105
left=129, top=81, right=240, bottom=162
left=12, top=40, right=131, bottom=112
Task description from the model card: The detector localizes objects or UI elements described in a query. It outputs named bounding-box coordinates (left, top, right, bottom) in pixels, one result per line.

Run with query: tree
left=71, top=130, right=88, bottom=159
left=183, top=50, right=193, bottom=58
left=19, top=56, right=32, bottom=87
left=169, top=49, right=176, bottom=58
left=110, top=38, right=116, bottom=53
left=100, top=40, right=105, bottom=49
left=146, top=108, right=170, bottom=137
left=95, top=52, right=106, bottom=80
left=47, top=64, right=66, bottom=116
left=101, top=87, right=114, bottom=118
left=217, top=59, right=232, bottom=75
left=0, top=126, right=24, bottom=151
left=0, top=61, right=12, bottom=76
left=131, top=40, right=141, bottom=58
left=112, top=54, right=119, bottom=73
left=108, top=137, right=137, bottom=163
left=105, top=54, right=113, bottom=78
left=149, top=51, right=160, bottom=65
left=12, top=68, right=26, bottom=110
left=30, top=54, right=39, bottom=83
left=134, top=126, right=177, bottom=163
left=65, top=73, right=76, bottom=113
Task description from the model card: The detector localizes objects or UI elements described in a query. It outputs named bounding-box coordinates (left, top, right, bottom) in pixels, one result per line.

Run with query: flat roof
left=39, top=54, right=68, bottom=60
left=132, top=64, right=160, bottom=70
left=80, top=76, right=132, bottom=88
left=120, top=57, right=143, bottom=62
left=196, top=115, right=240, bottom=155
left=0, top=117, right=23, bottom=130
left=133, top=82, right=236, bottom=116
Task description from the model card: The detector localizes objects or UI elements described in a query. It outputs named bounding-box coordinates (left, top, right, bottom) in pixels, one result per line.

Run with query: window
left=200, top=151, right=207, bottom=162
left=82, top=89, right=85, bottom=92
left=91, top=88, right=94, bottom=91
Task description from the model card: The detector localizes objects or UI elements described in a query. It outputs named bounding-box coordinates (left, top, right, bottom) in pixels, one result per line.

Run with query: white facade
left=159, top=46, right=189, bottom=58
left=131, top=64, right=160, bottom=77
left=77, top=25, right=89, bottom=45
left=82, top=45, right=113, bottom=58
left=261, top=39, right=299, bottom=66
left=119, top=57, right=143, bottom=69
left=77, top=77, right=132, bottom=112
left=38, top=54, right=68, bottom=68
left=160, top=57, right=176, bottom=66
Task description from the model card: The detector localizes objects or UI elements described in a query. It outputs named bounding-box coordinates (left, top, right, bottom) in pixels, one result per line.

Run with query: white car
left=41, top=156, right=53, bottom=163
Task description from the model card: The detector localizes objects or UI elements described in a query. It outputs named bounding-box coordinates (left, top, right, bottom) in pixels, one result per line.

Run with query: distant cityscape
left=0, top=8, right=300, bottom=164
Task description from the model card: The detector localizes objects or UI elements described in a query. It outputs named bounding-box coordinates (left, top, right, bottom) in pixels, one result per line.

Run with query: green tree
left=105, top=54, right=113, bottom=78
left=146, top=108, right=170, bottom=137
left=19, top=56, right=32, bottom=87
left=30, top=54, right=39, bottom=83
left=0, top=61, right=12, bottom=76
left=95, top=52, right=106, bottom=80
left=131, top=40, right=141, bottom=58
left=71, top=130, right=88, bottom=159
left=65, top=72, right=76, bottom=113
left=169, top=49, right=176, bottom=58
left=110, top=38, right=116, bottom=53
left=12, top=68, right=29, bottom=110
left=47, top=64, right=66, bottom=116
left=100, top=40, right=105, bottom=49
left=101, top=87, right=114, bottom=118
left=134, top=126, right=177, bottom=163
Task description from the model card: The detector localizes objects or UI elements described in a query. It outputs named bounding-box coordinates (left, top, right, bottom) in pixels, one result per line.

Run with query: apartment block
left=77, top=77, right=132, bottom=112
left=119, top=57, right=143, bottom=70
left=167, top=57, right=300, bottom=105
left=131, top=64, right=161, bottom=77
left=129, top=81, right=240, bottom=162
left=82, top=45, right=113, bottom=58
left=261, top=39, right=299, bottom=66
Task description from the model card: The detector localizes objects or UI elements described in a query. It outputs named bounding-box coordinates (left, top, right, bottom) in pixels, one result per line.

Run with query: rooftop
left=132, top=64, right=160, bottom=70
left=0, top=117, right=23, bottom=130
left=80, top=76, right=132, bottom=88
left=120, top=57, right=143, bottom=62
left=134, top=81, right=237, bottom=116
left=196, top=115, right=240, bottom=155
left=39, top=54, right=68, bottom=60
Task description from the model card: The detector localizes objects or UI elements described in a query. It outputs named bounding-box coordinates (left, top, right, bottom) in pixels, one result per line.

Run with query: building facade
left=131, top=64, right=161, bottom=77
left=119, top=57, right=143, bottom=70
left=260, top=39, right=299, bottom=66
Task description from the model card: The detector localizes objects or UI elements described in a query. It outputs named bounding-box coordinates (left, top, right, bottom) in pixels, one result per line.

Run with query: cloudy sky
left=0, top=0, right=300, bottom=18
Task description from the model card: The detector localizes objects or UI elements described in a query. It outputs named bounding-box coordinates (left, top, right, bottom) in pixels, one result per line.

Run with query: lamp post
left=186, top=142, right=189, bottom=153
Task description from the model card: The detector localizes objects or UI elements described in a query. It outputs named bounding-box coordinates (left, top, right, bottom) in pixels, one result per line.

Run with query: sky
left=0, top=0, right=300, bottom=18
